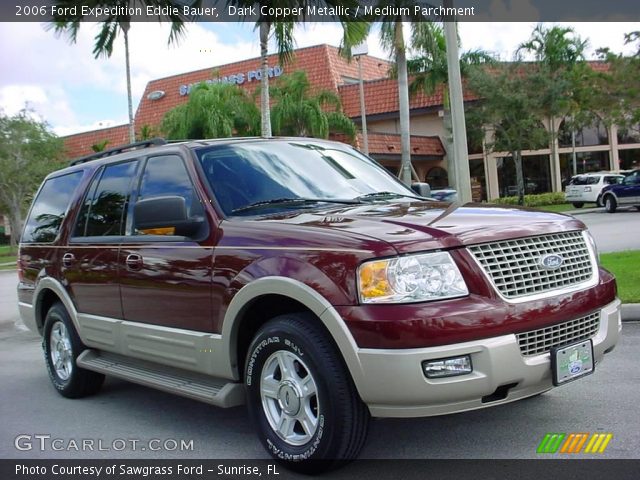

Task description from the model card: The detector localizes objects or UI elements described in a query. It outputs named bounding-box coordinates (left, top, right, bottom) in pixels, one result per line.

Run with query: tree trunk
left=513, top=150, right=525, bottom=206
left=260, top=21, right=272, bottom=138
left=8, top=197, right=23, bottom=248
left=123, top=23, right=135, bottom=143
left=395, top=21, right=412, bottom=186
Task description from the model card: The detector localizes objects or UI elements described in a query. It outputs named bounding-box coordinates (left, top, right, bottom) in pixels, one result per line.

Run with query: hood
left=255, top=201, right=586, bottom=254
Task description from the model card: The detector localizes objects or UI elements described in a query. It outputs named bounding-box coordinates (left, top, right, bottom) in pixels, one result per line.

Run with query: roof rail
left=69, top=138, right=167, bottom=166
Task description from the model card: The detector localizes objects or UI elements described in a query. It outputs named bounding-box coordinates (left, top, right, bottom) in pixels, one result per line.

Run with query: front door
left=119, top=154, right=213, bottom=332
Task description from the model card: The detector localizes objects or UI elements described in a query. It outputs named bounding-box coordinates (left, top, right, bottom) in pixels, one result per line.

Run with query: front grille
left=467, top=231, right=594, bottom=299
left=516, top=312, right=600, bottom=356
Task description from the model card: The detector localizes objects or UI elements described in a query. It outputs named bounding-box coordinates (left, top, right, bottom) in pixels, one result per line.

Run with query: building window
left=425, top=166, right=449, bottom=188
left=559, top=151, right=610, bottom=185
left=497, top=154, right=551, bottom=197
left=619, top=149, right=640, bottom=170
left=617, top=125, right=640, bottom=145
left=558, top=119, right=608, bottom=147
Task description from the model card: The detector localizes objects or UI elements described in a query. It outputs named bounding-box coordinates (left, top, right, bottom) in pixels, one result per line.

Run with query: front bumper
left=353, top=298, right=621, bottom=418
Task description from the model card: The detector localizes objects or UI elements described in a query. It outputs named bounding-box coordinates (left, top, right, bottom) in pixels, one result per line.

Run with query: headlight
left=358, top=251, right=469, bottom=304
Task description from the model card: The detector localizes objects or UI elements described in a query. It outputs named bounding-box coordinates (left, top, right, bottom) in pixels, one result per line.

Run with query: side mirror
left=134, top=196, right=203, bottom=237
left=411, top=182, right=431, bottom=198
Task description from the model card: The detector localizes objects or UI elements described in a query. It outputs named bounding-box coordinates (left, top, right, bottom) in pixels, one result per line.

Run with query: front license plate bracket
left=551, top=339, right=595, bottom=386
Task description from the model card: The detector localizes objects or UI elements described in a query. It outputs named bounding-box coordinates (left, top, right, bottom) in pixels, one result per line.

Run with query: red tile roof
left=134, top=44, right=391, bottom=130
left=332, top=132, right=444, bottom=157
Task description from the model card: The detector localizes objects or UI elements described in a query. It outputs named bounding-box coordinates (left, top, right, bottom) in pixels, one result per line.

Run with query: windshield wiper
left=231, top=197, right=361, bottom=214
left=355, top=191, right=427, bottom=202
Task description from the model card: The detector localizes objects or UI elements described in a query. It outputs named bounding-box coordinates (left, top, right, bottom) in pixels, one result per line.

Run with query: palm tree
left=516, top=24, right=588, bottom=184
left=375, top=6, right=434, bottom=185
left=269, top=71, right=356, bottom=139
left=49, top=0, right=197, bottom=143
left=226, top=0, right=367, bottom=138
left=161, top=82, right=259, bottom=139
left=405, top=23, right=494, bottom=178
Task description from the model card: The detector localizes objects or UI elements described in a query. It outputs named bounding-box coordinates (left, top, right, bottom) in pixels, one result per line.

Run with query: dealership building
left=63, top=44, right=640, bottom=201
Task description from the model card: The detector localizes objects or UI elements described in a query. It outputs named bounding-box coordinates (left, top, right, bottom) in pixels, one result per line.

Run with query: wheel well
left=35, top=289, right=61, bottom=334
left=235, top=294, right=311, bottom=380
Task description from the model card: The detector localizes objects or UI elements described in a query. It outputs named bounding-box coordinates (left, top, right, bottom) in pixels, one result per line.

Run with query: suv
left=600, top=169, right=640, bottom=213
left=564, top=172, right=624, bottom=208
left=18, top=138, right=620, bottom=469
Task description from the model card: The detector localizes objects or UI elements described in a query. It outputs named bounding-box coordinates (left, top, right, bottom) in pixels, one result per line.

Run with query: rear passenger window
left=74, top=161, right=138, bottom=237
left=22, top=171, right=84, bottom=243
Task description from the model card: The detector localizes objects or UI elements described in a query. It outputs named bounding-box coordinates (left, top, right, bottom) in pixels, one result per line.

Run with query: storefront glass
left=559, top=151, right=610, bottom=186
left=558, top=119, right=608, bottom=147
left=496, top=154, right=551, bottom=197
left=618, top=149, right=640, bottom=170
left=469, top=159, right=487, bottom=201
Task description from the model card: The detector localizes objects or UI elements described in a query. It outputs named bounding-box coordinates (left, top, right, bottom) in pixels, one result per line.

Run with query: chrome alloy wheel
left=260, top=350, right=320, bottom=446
left=49, top=321, right=74, bottom=381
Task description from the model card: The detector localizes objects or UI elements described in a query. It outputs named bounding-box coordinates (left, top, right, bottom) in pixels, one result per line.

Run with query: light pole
left=443, top=0, right=472, bottom=204
left=353, top=42, right=369, bottom=156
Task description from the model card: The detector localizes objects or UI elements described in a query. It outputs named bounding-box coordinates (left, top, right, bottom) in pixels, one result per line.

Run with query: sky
left=0, top=21, right=638, bottom=137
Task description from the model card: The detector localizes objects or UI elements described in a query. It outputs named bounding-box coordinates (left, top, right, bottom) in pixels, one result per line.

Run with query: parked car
left=18, top=138, right=620, bottom=471
left=564, top=172, right=624, bottom=208
left=600, top=169, right=640, bottom=213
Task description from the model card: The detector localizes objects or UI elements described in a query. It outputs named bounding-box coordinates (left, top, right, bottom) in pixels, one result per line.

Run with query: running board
left=77, top=350, right=245, bottom=408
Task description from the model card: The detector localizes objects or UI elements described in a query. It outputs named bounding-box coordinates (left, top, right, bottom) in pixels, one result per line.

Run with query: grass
left=600, top=250, right=640, bottom=303
left=0, top=245, right=17, bottom=270
left=533, top=203, right=576, bottom=213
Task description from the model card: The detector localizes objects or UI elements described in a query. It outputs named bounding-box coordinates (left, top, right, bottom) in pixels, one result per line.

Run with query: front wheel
left=604, top=195, right=617, bottom=213
left=245, top=313, right=369, bottom=472
left=43, top=302, right=104, bottom=398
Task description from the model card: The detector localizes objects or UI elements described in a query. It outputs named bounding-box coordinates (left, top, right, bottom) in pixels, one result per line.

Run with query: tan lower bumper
left=354, top=299, right=621, bottom=418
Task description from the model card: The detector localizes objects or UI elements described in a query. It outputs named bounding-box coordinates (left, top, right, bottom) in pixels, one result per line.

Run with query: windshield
left=195, top=140, right=418, bottom=216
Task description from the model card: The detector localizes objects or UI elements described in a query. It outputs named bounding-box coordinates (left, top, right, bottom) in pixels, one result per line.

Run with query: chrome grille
left=468, top=231, right=594, bottom=299
left=516, top=312, right=600, bottom=356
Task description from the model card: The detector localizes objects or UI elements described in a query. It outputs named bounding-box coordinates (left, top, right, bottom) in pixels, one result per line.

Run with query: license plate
left=551, top=340, right=594, bottom=386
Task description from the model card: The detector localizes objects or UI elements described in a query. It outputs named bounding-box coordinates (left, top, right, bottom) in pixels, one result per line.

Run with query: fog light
left=423, top=355, right=473, bottom=378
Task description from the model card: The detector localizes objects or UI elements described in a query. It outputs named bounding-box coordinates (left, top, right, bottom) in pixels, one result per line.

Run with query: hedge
left=490, top=192, right=566, bottom=207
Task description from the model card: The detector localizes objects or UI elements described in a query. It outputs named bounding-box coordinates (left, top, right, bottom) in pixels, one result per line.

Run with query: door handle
left=125, top=253, right=143, bottom=270
left=62, top=253, right=75, bottom=268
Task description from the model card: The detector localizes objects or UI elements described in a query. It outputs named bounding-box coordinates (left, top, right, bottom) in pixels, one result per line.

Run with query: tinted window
left=74, top=161, right=138, bottom=237
left=138, top=155, right=195, bottom=211
left=22, top=171, right=84, bottom=243
left=603, top=176, right=622, bottom=185
left=570, top=176, right=599, bottom=186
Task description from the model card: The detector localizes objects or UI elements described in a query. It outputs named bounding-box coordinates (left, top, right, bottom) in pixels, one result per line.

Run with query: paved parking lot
left=575, top=209, right=640, bottom=252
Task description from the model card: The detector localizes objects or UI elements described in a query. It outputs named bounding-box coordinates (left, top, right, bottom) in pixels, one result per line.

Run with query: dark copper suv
left=18, top=138, right=620, bottom=469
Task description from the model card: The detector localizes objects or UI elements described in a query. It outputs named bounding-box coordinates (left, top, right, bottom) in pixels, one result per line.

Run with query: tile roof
left=134, top=44, right=391, bottom=129
left=332, top=132, right=444, bottom=157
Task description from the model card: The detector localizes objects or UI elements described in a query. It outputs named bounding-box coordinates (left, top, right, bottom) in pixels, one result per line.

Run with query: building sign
left=179, top=65, right=283, bottom=96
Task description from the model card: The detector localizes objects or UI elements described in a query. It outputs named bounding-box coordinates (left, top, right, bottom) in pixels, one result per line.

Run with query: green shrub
left=490, top=192, right=566, bottom=207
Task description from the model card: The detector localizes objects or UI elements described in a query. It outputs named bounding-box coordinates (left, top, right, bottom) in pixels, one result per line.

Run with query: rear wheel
left=572, top=202, right=584, bottom=208
left=245, top=313, right=369, bottom=472
left=604, top=195, right=617, bottom=213
left=43, top=302, right=104, bottom=398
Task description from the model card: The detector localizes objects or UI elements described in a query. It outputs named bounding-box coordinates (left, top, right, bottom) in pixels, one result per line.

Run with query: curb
left=622, top=304, right=640, bottom=322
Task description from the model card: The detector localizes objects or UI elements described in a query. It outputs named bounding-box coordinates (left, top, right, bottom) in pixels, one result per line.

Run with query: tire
left=244, top=313, right=369, bottom=472
left=596, top=195, right=603, bottom=207
left=572, top=202, right=584, bottom=208
left=604, top=195, right=617, bottom=213
left=42, top=302, right=104, bottom=398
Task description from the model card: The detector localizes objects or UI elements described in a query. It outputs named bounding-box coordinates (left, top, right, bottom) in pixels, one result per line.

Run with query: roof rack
left=69, top=138, right=167, bottom=166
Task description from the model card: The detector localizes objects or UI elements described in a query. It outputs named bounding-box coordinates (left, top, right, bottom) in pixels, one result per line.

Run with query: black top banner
left=4, top=0, right=640, bottom=23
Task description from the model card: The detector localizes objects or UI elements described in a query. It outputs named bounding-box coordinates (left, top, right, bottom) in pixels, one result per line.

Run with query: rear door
left=119, top=154, right=214, bottom=332
left=616, top=171, right=640, bottom=205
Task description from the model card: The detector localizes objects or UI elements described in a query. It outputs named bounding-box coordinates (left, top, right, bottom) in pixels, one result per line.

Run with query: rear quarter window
left=22, top=171, right=84, bottom=243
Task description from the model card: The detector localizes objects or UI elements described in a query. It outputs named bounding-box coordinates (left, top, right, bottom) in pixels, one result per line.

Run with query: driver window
left=135, top=155, right=201, bottom=235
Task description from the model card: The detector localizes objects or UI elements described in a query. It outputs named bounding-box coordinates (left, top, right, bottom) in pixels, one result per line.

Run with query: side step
left=77, top=350, right=245, bottom=408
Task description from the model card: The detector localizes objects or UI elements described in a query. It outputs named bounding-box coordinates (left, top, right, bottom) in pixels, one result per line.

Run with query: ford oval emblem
left=540, top=254, right=564, bottom=269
